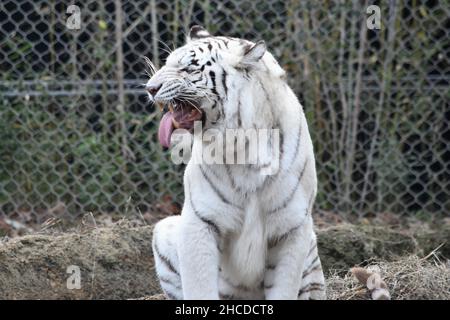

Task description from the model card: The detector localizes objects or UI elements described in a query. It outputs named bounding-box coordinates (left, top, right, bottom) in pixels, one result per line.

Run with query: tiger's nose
left=146, top=84, right=162, bottom=97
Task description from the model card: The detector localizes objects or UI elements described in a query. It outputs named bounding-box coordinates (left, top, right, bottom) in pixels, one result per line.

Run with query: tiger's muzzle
left=157, top=98, right=203, bottom=148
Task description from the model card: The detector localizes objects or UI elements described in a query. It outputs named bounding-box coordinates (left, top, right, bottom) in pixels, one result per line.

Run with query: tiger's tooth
left=156, top=102, right=164, bottom=111
left=168, top=104, right=174, bottom=113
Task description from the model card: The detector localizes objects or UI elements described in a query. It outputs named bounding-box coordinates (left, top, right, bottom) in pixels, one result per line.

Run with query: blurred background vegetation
left=0, top=0, right=448, bottom=227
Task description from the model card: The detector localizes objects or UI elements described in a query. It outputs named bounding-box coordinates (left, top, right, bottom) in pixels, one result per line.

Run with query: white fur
left=150, top=33, right=326, bottom=300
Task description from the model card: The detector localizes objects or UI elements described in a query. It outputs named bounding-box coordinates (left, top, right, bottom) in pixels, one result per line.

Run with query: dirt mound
left=317, top=223, right=449, bottom=273
left=0, top=221, right=160, bottom=299
left=0, top=220, right=447, bottom=299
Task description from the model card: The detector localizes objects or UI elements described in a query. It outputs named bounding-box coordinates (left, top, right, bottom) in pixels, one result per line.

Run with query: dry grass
left=327, top=255, right=450, bottom=300
left=2, top=216, right=447, bottom=300
left=134, top=294, right=167, bottom=300
left=140, top=255, right=450, bottom=301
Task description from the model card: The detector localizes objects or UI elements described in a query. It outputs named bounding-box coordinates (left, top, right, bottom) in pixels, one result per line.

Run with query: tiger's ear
left=240, top=40, right=266, bottom=67
left=188, top=25, right=211, bottom=41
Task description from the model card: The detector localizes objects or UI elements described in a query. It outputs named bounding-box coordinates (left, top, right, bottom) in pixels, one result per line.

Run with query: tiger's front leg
left=264, top=217, right=326, bottom=300
left=178, top=205, right=221, bottom=300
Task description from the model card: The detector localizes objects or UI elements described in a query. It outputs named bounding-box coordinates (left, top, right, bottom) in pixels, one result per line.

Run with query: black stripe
left=267, top=225, right=300, bottom=248
left=269, top=158, right=309, bottom=214
left=260, top=113, right=301, bottom=194
left=163, top=289, right=179, bottom=300
left=207, top=43, right=213, bottom=51
left=192, top=207, right=221, bottom=236
left=159, top=276, right=181, bottom=289
left=221, top=69, right=228, bottom=97
left=305, top=191, right=316, bottom=216
left=243, top=42, right=253, bottom=54
left=216, top=41, right=223, bottom=49
left=196, top=211, right=221, bottom=235
left=216, top=37, right=229, bottom=48
left=302, top=264, right=322, bottom=279
left=278, top=127, right=284, bottom=164
left=225, top=165, right=236, bottom=189
left=254, top=124, right=284, bottom=193
left=223, top=165, right=247, bottom=196
left=291, top=117, right=303, bottom=166
left=209, top=71, right=219, bottom=96
left=249, top=161, right=273, bottom=171
left=259, top=80, right=271, bottom=102
left=204, top=163, right=221, bottom=180
left=158, top=83, right=179, bottom=96
left=199, top=165, right=241, bottom=209
left=266, top=264, right=276, bottom=270
left=154, top=243, right=179, bottom=275
left=307, top=242, right=317, bottom=258
left=187, top=182, right=221, bottom=236
left=219, top=292, right=235, bottom=300
left=257, top=80, right=276, bottom=128
left=298, top=282, right=325, bottom=297
left=304, top=255, right=320, bottom=274
left=300, top=282, right=325, bottom=291
left=237, top=96, right=242, bottom=127
left=222, top=276, right=251, bottom=292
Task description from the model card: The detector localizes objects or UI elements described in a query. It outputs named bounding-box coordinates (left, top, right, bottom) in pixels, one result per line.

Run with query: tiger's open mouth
left=157, top=99, right=203, bottom=148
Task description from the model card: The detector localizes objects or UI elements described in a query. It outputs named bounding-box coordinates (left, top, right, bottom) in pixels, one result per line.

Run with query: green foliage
left=0, top=0, right=448, bottom=218
left=0, top=94, right=183, bottom=217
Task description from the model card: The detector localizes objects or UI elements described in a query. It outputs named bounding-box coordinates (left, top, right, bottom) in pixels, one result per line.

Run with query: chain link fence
left=0, top=0, right=449, bottom=228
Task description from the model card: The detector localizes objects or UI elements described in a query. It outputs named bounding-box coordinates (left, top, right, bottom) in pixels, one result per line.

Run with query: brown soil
left=0, top=221, right=160, bottom=299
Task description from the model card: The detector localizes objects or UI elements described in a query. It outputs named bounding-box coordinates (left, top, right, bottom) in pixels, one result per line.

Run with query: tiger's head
left=146, top=26, right=286, bottom=148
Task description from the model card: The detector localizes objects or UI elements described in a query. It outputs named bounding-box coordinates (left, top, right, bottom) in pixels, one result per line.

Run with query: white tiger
left=147, top=26, right=326, bottom=300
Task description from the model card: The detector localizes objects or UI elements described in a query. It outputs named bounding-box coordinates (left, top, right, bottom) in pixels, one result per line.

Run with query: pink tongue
left=158, top=112, right=174, bottom=148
